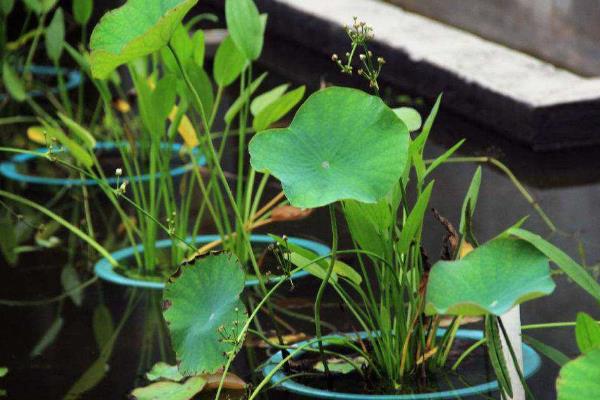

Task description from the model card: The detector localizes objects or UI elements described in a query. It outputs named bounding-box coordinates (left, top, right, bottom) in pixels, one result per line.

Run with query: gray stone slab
left=209, top=0, right=600, bottom=151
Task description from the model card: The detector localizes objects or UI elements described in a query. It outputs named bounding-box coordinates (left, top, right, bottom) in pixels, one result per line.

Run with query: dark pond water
left=1, top=28, right=600, bottom=400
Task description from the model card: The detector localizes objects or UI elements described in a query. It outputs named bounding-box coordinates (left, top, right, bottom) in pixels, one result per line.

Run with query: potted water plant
left=152, top=16, right=600, bottom=400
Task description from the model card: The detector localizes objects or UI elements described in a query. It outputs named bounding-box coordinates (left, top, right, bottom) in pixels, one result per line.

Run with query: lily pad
left=249, top=87, right=410, bottom=208
left=425, top=238, right=556, bottom=316
left=146, top=362, right=184, bottom=382
left=89, top=0, right=198, bottom=79
left=131, top=376, right=206, bottom=400
left=557, top=349, right=600, bottom=400
left=163, top=253, right=247, bottom=375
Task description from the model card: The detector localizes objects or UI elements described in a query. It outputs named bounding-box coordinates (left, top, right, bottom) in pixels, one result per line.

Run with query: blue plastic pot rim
left=262, top=329, right=542, bottom=400
left=0, top=141, right=205, bottom=186
left=0, top=65, right=82, bottom=101
left=94, top=234, right=331, bottom=290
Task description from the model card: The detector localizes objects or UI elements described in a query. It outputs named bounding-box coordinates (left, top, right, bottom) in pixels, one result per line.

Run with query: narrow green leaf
left=2, top=63, right=26, bottom=101
left=92, top=305, right=114, bottom=351
left=557, top=349, right=600, bottom=400
left=58, top=113, right=96, bottom=149
left=522, top=335, right=569, bottom=367
left=45, top=7, right=64, bottom=62
left=0, top=215, right=17, bottom=265
left=61, top=266, right=83, bottom=306
left=250, top=83, right=289, bottom=116
left=398, top=181, right=433, bottom=255
left=213, top=35, right=247, bottom=87
left=224, top=72, right=267, bottom=124
left=485, top=316, right=513, bottom=398
left=508, top=228, right=600, bottom=303
left=413, top=94, right=442, bottom=155
left=44, top=126, right=94, bottom=168
left=424, top=139, right=465, bottom=179
left=225, top=0, right=264, bottom=61
left=73, top=0, right=93, bottom=25
left=30, top=317, right=63, bottom=358
left=252, top=85, right=305, bottom=132
left=576, top=312, right=600, bottom=354
left=191, top=30, right=205, bottom=67
left=343, top=197, right=393, bottom=259
left=460, top=167, right=482, bottom=234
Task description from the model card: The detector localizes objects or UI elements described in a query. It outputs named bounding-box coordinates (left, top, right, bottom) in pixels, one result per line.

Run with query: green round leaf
left=213, top=35, right=247, bottom=87
left=131, top=376, right=206, bottom=400
left=425, top=238, right=556, bottom=316
left=249, top=87, right=410, bottom=208
left=393, top=107, right=422, bottom=132
left=89, top=0, right=198, bottom=79
left=225, top=0, right=264, bottom=61
left=557, top=349, right=600, bottom=400
left=163, top=254, right=247, bottom=375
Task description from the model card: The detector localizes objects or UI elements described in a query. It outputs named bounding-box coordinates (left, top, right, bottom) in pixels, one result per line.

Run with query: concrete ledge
left=212, top=0, right=600, bottom=151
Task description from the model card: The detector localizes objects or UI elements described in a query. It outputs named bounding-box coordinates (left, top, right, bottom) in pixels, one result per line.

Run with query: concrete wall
left=389, top=0, right=600, bottom=76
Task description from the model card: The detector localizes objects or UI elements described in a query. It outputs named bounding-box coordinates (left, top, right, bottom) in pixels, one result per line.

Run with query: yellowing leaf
left=27, top=126, right=48, bottom=144
left=168, top=107, right=198, bottom=148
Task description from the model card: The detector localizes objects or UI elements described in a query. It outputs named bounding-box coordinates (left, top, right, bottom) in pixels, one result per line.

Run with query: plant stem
left=314, top=204, right=339, bottom=377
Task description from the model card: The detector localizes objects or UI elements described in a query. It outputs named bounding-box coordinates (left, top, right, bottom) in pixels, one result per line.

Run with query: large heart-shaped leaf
left=249, top=87, right=410, bottom=208
left=89, top=0, right=198, bottom=79
left=557, top=349, right=600, bottom=400
left=425, top=238, right=556, bottom=316
left=163, top=253, right=247, bottom=375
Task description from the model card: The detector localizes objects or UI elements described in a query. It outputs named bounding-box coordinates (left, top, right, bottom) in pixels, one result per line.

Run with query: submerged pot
left=0, top=65, right=82, bottom=101
left=0, top=141, right=204, bottom=186
left=262, top=330, right=541, bottom=400
left=94, top=234, right=330, bottom=290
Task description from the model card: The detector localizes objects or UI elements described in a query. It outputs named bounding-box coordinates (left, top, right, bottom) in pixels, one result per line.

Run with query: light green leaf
left=342, top=197, right=393, bottom=259
left=507, top=228, right=600, bottom=303
left=191, top=30, right=205, bottom=67
left=163, top=253, right=248, bottom=375
left=89, top=0, right=198, bottom=79
left=30, top=317, right=63, bottom=358
left=225, top=0, right=264, bottom=61
left=224, top=72, right=267, bottom=124
left=575, top=312, right=600, bottom=354
left=251, top=83, right=289, bottom=116
left=0, top=367, right=6, bottom=378
left=45, top=7, right=64, bottom=62
left=92, top=305, right=114, bottom=351
left=73, top=0, right=93, bottom=25
left=393, top=107, right=421, bottom=132
left=460, top=167, right=482, bottom=234
left=0, top=215, right=17, bottom=265
left=213, top=35, right=247, bottom=87
left=523, top=335, right=569, bottom=367
left=61, top=266, right=83, bottom=306
left=249, top=87, right=410, bottom=208
left=557, top=349, right=600, bottom=400
left=182, top=62, right=213, bottom=120
left=314, top=356, right=367, bottom=375
left=58, top=113, right=96, bottom=149
left=44, top=126, right=94, bottom=168
left=398, top=181, right=433, bottom=256
left=131, top=376, right=206, bottom=400
left=146, top=362, right=184, bottom=382
left=252, top=85, right=305, bottom=132
left=423, top=139, right=465, bottom=179
left=413, top=94, right=441, bottom=156
left=425, top=237, right=556, bottom=316
left=2, top=63, right=26, bottom=102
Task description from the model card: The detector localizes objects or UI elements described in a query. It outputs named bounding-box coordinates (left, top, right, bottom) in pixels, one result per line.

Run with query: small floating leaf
left=131, top=376, right=206, bottom=400
left=146, top=362, right=184, bottom=382
left=557, top=348, right=600, bottom=400
left=249, top=87, right=410, bottom=208
left=89, top=0, right=198, bottom=79
left=163, top=253, right=247, bottom=375
left=425, top=238, right=556, bottom=316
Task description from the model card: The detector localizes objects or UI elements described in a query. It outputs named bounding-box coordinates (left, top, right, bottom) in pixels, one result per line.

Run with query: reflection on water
left=1, top=33, right=599, bottom=400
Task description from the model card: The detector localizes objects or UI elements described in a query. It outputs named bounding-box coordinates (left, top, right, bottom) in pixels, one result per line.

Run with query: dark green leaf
left=61, top=266, right=83, bottom=306
left=485, top=316, right=513, bottom=398
left=2, top=63, right=25, bottom=101
left=398, top=181, right=433, bottom=256
left=92, top=305, right=114, bottom=351
left=73, top=0, right=93, bottom=25
left=460, top=167, right=482, bottom=234
left=163, top=253, right=248, bottom=375
left=0, top=215, right=17, bottom=265
left=30, top=317, right=63, bottom=358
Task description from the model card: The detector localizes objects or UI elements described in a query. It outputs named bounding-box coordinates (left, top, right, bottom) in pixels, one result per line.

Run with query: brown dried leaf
left=202, top=371, right=246, bottom=390
left=270, top=205, right=313, bottom=222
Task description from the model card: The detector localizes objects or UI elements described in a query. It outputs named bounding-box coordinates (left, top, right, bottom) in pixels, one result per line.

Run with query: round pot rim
left=94, top=234, right=330, bottom=289
left=0, top=141, right=205, bottom=186
left=262, top=329, right=542, bottom=400
left=0, top=64, right=82, bottom=100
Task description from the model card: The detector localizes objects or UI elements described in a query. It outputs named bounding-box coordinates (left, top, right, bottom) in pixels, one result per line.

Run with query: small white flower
left=115, top=168, right=123, bottom=176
